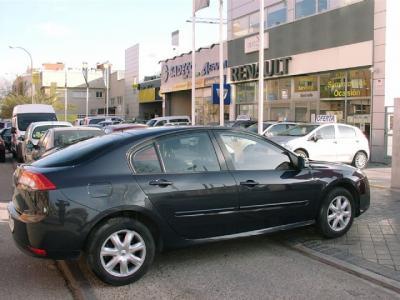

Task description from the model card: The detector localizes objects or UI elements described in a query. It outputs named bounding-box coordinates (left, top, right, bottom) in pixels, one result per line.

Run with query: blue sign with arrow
left=212, top=83, right=231, bottom=105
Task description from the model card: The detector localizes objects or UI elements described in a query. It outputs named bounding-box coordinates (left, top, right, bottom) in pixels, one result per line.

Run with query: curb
left=287, top=242, right=400, bottom=295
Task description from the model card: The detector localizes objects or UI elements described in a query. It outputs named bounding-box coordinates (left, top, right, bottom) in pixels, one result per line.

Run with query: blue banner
left=212, top=83, right=231, bottom=105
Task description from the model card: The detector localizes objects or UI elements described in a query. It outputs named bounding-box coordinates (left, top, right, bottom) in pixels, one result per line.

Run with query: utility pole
left=258, top=0, right=265, bottom=135
left=82, top=62, right=89, bottom=119
left=219, top=0, right=224, bottom=126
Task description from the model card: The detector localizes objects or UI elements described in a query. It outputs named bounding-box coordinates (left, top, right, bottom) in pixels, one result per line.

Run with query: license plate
left=8, top=215, right=14, bottom=233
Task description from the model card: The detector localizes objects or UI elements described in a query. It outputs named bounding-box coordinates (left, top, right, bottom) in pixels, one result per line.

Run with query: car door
left=214, top=130, right=319, bottom=232
left=336, top=125, right=358, bottom=163
left=307, top=125, right=338, bottom=162
left=132, top=130, right=239, bottom=239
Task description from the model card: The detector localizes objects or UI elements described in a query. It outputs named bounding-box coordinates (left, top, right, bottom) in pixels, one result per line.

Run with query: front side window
left=266, top=1, right=287, bottom=28
left=157, top=132, right=220, bottom=173
left=132, top=145, right=162, bottom=174
left=218, top=133, right=291, bottom=171
left=338, top=125, right=356, bottom=139
left=316, top=125, right=335, bottom=139
left=268, top=124, right=288, bottom=136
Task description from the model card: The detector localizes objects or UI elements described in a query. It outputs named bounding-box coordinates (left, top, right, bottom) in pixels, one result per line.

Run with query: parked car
left=8, top=126, right=370, bottom=286
left=74, top=118, right=85, bottom=126
left=246, top=122, right=297, bottom=137
left=0, top=127, right=12, bottom=151
left=0, top=136, right=5, bottom=163
left=84, top=116, right=124, bottom=126
left=22, top=121, right=72, bottom=163
left=31, top=127, right=104, bottom=161
left=269, top=123, right=370, bottom=169
left=98, top=120, right=121, bottom=127
left=146, top=116, right=191, bottom=127
left=11, top=104, right=57, bottom=162
left=231, top=120, right=256, bottom=129
left=104, top=123, right=148, bottom=134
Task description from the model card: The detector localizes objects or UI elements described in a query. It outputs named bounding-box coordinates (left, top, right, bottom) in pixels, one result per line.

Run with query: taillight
left=18, top=170, right=56, bottom=191
left=28, top=246, right=47, bottom=256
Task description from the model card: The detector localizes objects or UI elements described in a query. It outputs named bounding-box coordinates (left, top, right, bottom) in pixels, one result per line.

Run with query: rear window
left=17, top=113, right=57, bottom=131
left=338, top=125, right=356, bottom=139
left=54, top=130, right=104, bottom=147
left=32, top=125, right=69, bottom=139
left=32, top=134, right=122, bottom=167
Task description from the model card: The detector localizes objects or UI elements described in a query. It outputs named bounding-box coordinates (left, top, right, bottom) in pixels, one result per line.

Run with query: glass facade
left=234, top=68, right=371, bottom=137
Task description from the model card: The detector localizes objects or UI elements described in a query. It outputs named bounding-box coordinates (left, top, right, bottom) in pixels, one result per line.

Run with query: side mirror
left=310, top=134, right=322, bottom=142
left=297, top=156, right=310, bottom=169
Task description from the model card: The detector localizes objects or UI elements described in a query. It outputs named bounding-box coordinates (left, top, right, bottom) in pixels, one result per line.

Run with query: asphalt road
left=0, top=153, right=398, bottom=299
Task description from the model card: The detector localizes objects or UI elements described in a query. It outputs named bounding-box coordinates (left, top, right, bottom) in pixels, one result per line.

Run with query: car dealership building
left=226, top=0, right=394, bottom=163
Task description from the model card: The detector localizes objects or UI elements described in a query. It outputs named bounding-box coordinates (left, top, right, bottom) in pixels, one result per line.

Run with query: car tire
left=353, top=151, right=368, bottom=169
left=317, top=187, right=355, bottom=238
left=295, top=149, right=308, bottom=158
left=86, top=217, right=155, bottom=286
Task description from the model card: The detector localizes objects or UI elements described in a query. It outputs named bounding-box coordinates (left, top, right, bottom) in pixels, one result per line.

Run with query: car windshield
left=89, top=118, right=105, bottom=124
left=278, top=125, right=319, bottom=136
left=54, top=130, right=104, bottom=147
left=32, top=125, right=69, bottom=140
left=247, top=123, right=273, bottom=133
left=17, top=113, right=57, bottom=131
left=146, top=119, right=157, bottom=126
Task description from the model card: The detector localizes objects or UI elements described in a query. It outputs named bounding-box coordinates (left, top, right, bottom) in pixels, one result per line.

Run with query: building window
left=265, top=78, right=291, bottom=101
left=237, top=81, right=257, bottom=104
left=249, top=12, right=259, bottom=33
left=295, top=0, right=330, bottom=19
left=294, top=75, right=318, bottom=92
left=266, top=1, right=287, bottom=28
left=110, top=97, right=115, bottom=106
left=96, top=91, right=103, bottom=98
left=117, top=96, right=123, bottom=105
left=232, top=15, right=249, bottom=38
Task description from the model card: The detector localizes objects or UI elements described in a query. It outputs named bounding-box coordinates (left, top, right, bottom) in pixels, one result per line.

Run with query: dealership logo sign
left=230, top=57, right=292, bottom=82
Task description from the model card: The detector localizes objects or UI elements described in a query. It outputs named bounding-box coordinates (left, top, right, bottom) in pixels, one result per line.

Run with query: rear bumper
left=7, top=202, right=81, bottom=260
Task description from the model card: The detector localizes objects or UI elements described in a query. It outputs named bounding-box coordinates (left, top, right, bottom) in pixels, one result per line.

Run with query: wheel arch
left=318, top=180, right=361, bottom=218
left=294, top=148, right=309, bottom=158
left=84, top=207, right=164, bottom=253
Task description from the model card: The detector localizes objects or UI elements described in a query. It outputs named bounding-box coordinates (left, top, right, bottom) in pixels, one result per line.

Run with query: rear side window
left=338, top=125, right=356, bottom=139
left=157, top=132, right=220, bottom=173
left=131, top=145, right=162, bottom=174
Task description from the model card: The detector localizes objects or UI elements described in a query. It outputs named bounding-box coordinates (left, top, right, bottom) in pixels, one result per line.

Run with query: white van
left=11, top=104, right=57, bottom=162
left=146, top=116, right=191, bottom=127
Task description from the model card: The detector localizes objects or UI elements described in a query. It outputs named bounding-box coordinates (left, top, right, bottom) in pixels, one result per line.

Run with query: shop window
left=348, top=69, right=371, bottom=97
left=294, top=75, right=318, bottom=92
left=320, top=71, right=347, bottom=98
left=232, top=16, right=249, bottom=38
left=266, top=1, right=287, bottom=28
left=265, top=78, right=291, bottom=101
left=237, top=82, right=257, bottom=104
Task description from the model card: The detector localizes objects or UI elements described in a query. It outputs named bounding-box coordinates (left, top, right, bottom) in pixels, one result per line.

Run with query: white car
left=146, top=116, right=191, bottom=127
left=22, top=121, right=72, bottom=163
left=269, top=123, right=370, bottom=169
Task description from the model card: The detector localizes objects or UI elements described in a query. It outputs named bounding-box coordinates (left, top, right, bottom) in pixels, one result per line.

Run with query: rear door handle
left=240, top=180, right=259, bottom=187
left=149, top=179, right=173, bottom=187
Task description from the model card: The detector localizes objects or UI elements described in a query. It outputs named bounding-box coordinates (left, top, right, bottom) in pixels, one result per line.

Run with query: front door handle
left=240, top=180, right=260, bottom=187
left=149, top=179, right=173, bottom=187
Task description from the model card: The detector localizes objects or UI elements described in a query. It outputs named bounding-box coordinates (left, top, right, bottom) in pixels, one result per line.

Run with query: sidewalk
left=281, top=164, right=400, bottom=285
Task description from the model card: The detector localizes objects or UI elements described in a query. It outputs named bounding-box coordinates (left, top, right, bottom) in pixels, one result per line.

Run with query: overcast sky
left=0, top=0, right=227, bottom=81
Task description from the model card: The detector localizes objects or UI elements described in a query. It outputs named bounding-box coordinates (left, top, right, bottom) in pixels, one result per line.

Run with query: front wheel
left=317, top=188, right=354, bottom=238
left=86, top=217, right=155, bottom=286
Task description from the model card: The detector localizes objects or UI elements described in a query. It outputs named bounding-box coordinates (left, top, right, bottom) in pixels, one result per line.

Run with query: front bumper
left=358, top=177, right=370, bottom=216
left=7, top=202, right=81, bottom=259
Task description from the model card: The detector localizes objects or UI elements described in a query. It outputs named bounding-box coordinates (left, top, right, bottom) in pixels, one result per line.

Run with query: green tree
left=0, top=92, right=70, bottom=119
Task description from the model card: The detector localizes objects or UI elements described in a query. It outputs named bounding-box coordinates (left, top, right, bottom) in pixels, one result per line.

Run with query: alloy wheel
left=100, top=229, right=146, bottom=277
left=327, top=196, right=351, bottom=232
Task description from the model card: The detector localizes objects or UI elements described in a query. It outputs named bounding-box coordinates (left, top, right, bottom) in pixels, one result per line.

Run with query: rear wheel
left=295, top=149, right=308, bottom=158
left=353, top=151, right=368, bottom=169
left=86, top=217, right=155, bottom=286
left=317, top=188, right=354, bottom=238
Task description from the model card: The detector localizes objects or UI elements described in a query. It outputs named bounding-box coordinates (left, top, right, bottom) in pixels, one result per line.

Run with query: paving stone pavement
left=279, top=165, right=400, bottom=283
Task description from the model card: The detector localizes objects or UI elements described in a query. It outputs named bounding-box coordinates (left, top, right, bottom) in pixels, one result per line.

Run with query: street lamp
left=9, top=45, right=34, bottom=104
left=82, top=62, right=89, bottom=119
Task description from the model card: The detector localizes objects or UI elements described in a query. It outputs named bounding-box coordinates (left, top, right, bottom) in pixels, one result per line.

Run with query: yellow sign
left=32, top=72, right=40, bottom=85
left=138, top=88, right=156, bottom=103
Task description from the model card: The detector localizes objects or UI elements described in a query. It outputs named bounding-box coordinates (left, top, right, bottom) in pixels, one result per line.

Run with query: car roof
left=28, top=121, right=72, bottom=129
left=150, top=116, right=190, bottom=121
left=13, top=104, right=55, bottom=115
left=50, top=126, right=102, bottom=132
